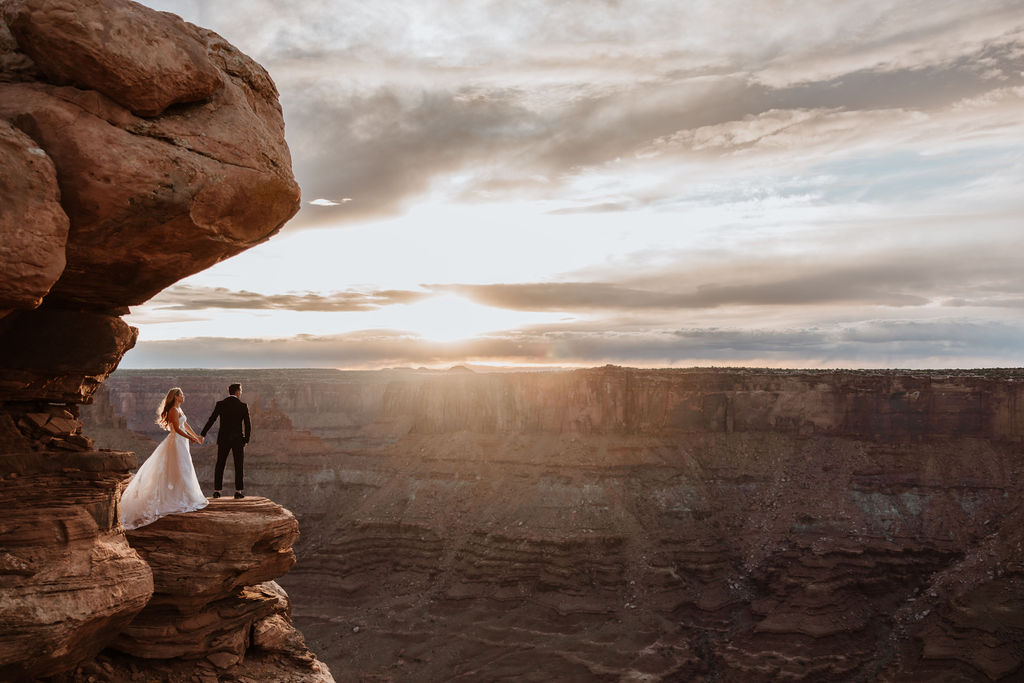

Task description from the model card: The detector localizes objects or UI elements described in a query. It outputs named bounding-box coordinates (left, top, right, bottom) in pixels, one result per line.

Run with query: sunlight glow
left=384, top=295, right=566, bottom=342
left=126, top=293, right=572, bottom=344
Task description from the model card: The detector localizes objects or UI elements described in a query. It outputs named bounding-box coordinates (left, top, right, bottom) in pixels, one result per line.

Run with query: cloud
left=172, top=0, right=1021, bottom=226
left=121, top=317, right=1023, bottom=370
left=277, top=85, right=542, bottom=225
left=308, top=198, right=352, bottom=206
left=432, top=241, right=1024, bottom=312
left=148, top=285, right=429, bottom=312
left=944, top=297, right=1024, bottom=308
left=435, top=278, right=929, bottom=312
left=127, top=1, right=1024, bottom=372
left=546, top=202, right=630, bottom=215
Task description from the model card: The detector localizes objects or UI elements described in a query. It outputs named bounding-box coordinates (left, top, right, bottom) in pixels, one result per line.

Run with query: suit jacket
left=201, top=395, right=251, bottom=445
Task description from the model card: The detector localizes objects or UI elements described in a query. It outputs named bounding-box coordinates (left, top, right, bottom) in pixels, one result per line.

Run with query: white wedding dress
left=120, top=411, right=208, bottom=530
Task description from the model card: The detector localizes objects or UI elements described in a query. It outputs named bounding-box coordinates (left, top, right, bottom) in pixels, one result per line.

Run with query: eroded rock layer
left=85, top=367, right=1024, bottom=681
left=106, top=498, right=332, bottom=680
left=0, top=450, right=153, bottom=681
left=0, top=0, right=302, bottom=677
left=41, top=499, right=332, bottom=682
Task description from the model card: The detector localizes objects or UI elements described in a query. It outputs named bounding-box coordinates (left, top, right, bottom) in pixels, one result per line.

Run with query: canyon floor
left=84, top=367, right=1024, bottom=681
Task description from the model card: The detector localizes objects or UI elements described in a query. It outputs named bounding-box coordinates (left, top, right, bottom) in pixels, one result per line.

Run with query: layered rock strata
left=44, top=499, right=333, bottom=683
left=91, top=366, right=1024, bottom=444
left=109, top=498, right=332, bottom=680
left=119, top=497, right=300, bottom=642
left=0, top=0, right=302, bottom=677
left=0, top=449, right=152, bottom=681
left=87, top=367, right=1024, bottom=681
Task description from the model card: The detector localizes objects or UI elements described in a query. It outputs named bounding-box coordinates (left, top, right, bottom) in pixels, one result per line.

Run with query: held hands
left=194, top=435, right=204, bottom=445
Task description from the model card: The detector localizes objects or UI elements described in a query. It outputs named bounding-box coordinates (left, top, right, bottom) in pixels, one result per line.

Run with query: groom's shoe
left=234, top=491, right=245, bottom=499
left=212, top=491, right=221, bottom=498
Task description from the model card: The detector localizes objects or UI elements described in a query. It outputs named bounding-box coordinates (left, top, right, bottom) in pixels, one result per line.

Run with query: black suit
left=201, top=395, right=251, bottom=491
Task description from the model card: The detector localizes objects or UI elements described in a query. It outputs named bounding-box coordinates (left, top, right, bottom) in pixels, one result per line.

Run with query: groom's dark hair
left=229, top=383, right=242, bottom=395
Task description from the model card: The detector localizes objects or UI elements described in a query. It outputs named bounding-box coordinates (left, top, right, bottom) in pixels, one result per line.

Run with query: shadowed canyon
left=85, top=366, right=1024, bottom=681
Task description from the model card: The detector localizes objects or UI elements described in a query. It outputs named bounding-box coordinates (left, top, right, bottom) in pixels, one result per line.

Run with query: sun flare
left=388, top=295, right=566, bottom=343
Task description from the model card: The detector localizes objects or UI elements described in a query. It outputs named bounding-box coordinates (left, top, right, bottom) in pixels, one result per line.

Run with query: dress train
left=120, top=411, right=208, bottom=530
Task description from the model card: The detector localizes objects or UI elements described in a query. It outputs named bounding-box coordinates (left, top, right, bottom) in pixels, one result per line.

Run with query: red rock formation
left=0, top=0, right=303, bottom=677
left=0, top=118, right=67, bottom=315
left=0, top=450, right=153, bottom=680
left=0, top=309, right=137, bottom=406
left=0, top=67, right=298, bottom=311
left=4, top=0, right=221, bottom=117
left=41, top=500, right=332, bottom=682
left=103, top=498, right=332, bottom=679
left=122, top=497, right=299, bottom=617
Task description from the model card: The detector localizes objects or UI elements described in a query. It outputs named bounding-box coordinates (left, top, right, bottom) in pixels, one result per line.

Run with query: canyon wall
left=0, top=0, right=326, bottom=679
left=86, top=367, right=1024, bottom=681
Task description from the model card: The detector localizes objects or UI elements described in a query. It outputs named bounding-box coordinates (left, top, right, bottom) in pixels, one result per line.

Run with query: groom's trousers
left=214, top=439, right=245, bottom=491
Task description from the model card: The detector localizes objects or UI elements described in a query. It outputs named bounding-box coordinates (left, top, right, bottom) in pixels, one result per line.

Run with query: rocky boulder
left=0, top=24, right=299, bottom=311
left=3, top=0, right=222, bottom=117
left=0, top=118, right=67, bottom=315
left=0, top=308, right=137, bottom=404
left=123, top=496, right=299, bottom=614
left=111, top=498, right=332, bottom=679
left=0, top=0, right=299, bottom=369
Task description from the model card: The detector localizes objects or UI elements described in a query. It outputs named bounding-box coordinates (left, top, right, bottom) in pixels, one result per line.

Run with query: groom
left=201, top=383, right=252, bottom=499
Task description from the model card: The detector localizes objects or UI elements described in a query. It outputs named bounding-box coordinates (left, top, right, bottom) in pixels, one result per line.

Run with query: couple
left=120, top=383, right=252, bottom=530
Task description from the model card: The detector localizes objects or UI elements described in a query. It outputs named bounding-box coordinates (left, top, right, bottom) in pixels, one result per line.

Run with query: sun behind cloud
left=386, top=294, right=568, bottom=343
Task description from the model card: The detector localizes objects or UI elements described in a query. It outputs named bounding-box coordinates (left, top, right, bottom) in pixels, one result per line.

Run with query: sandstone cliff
left=0, top=0, right=317, bottom=678
left=45, top=498, right=333, bottom=682
left=87, top=367, right=1024, bottom=681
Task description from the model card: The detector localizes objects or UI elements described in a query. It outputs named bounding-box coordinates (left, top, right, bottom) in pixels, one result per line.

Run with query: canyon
left=84, top=366, right=1024, bottom=681
left=2, top=0, right=1021, bottom=680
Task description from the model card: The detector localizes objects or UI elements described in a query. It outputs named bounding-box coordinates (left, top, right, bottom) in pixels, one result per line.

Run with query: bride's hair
left=156, top=387, right=183, bottom=430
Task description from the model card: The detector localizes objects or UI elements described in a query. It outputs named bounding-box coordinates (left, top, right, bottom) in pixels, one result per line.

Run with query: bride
left=120, top=387, right=209, bottom=530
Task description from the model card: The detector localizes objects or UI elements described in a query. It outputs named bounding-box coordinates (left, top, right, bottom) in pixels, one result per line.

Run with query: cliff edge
left=48, top=498, right=333, bottom=682
left=0, top=0, right=312, bottom=678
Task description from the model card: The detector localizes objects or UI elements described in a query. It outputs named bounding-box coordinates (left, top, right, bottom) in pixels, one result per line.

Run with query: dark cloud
left=122, top=318, right=1022, bottom=369
left=150, top=285, right=428, bottom=312
left=285, top=37, right=1024, bottom=225
left=150, top=239, right=1024, bottom=318
left=435, top=278, right=927, bottom=311
left=944, top=298, right=1024, bottom=308
left=283, top=86, right=545, bottom=226
left=431, top=245, right=1024, bottom=312
left=546, top=202, right=630, bottom=215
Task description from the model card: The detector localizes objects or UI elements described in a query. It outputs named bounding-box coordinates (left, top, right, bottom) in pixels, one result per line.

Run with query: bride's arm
left=168, top=407, right=199, bottom=443
left=184, top=421, right=204, bottom=444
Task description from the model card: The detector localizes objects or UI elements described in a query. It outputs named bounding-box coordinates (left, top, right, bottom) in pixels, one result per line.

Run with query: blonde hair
left=156, top=387, right=183, bottom=430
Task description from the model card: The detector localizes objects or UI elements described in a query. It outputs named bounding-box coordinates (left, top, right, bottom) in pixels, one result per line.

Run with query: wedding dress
left=120, top=411, right=208, bottom=530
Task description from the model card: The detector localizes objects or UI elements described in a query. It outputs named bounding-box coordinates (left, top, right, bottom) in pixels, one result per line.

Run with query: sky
left=125, top=0, right=1024, bottom=370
